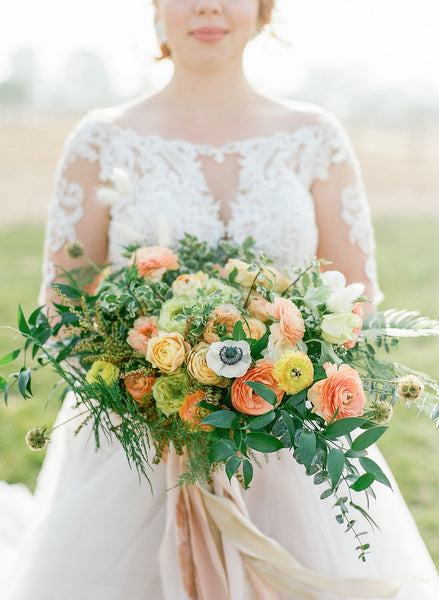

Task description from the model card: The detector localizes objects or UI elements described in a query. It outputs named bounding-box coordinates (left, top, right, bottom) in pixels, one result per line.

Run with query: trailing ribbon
left=159, top=449, right=403, bottom=600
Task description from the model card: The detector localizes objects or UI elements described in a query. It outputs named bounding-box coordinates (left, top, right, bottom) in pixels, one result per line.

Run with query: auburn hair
left=155, top=0, right=276, bottom=61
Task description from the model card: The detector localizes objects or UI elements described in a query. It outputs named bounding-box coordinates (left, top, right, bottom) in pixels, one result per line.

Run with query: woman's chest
left=103, top=134, right=319, bottom=270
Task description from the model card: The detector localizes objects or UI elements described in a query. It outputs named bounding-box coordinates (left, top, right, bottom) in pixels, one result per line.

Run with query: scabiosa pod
left=26, top=427, right=49, bottom=451
left=396, top=375, right=424, bottom=401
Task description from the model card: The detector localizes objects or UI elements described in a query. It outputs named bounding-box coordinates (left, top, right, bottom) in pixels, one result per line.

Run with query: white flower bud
left=327, top=283, right=365, bottom=314
left=109, top=168, right=133, bottom=196
left=96, top=187, right=121, bottom=206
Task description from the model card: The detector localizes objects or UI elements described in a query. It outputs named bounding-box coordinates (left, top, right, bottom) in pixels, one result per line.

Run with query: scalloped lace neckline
left=105, top=119, right=325, bottom=157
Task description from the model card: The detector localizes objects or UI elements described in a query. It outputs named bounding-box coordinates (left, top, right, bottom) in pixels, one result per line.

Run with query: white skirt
left=1, top=395, right=438, bottom=600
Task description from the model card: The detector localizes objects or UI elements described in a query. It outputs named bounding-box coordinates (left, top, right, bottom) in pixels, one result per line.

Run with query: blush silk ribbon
left=159, top=449, right=403, bottom=600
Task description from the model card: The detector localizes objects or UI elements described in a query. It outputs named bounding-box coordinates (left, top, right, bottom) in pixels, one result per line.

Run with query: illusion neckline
left=98, top=117, right=327, bottom=157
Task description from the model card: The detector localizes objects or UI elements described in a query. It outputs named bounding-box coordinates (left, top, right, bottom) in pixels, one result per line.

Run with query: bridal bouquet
left=2, top=234, right=439, bottom=559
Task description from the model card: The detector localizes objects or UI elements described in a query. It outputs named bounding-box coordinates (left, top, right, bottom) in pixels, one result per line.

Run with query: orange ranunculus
left=343, top=303, right=364, bottom=349
left=129, top=246, right=179, bottom=281
left=127, top=316, right=159, bottom=354
left=203, top=304, right=242, bottom=343
left=124, top=374, right=156, bottom=404
left=268, top=297, right=305, bottom=346
left=308, top=362, right=366, bottom=423
left=231, top=360, right=284, bottom=416
left=179, top=390, right=213, bottom=431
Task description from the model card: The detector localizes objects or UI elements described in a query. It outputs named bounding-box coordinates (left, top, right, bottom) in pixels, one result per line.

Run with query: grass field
left=0, top=217, right=439, bottom=566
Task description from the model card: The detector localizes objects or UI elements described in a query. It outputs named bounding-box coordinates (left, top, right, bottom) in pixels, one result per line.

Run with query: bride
left=2, top=0, right=439, bottom=598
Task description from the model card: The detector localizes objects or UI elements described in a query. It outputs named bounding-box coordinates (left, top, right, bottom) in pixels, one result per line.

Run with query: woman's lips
left=191, top=27, right=228, bottom=43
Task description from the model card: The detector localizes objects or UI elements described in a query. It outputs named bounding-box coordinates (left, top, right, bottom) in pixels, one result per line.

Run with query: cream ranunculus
left=186, top=342, right=227, bottom=386
left=172, top=274, right=203, bottom=298
left=224, top=258, right=255, bottom=288
left=258, top=266, right=290, bottom=293
left=321, top=312, right=361, bottom=345
left=146, top=331, right=190, bottom=374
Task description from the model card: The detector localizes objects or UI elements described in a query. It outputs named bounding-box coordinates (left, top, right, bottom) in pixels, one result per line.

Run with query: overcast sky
left=1, top=0, right=438, bottom=97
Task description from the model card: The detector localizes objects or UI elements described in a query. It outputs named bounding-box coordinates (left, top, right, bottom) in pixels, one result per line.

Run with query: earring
left=155, top=21, right=168, bottom=45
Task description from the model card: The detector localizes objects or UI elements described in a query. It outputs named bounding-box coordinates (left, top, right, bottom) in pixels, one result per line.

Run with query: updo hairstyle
left=155, top=0, right=276, bottom=61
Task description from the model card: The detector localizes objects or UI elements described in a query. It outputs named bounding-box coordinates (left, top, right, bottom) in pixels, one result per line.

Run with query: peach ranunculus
left=172, top=273, right=203, bottom=298
left=129, top=246, right=179, bottom=281
left=124, top=373, right=156, bottom=404
left=186, top=342, right=227, bottom=386
left=242, top=318, right=267, bottom=340
left=268, top=297, right=305, bottom=346
left=146, top=331, right=190, bottom=374
left=247, top=293, right=271, bottom=322
left=179, top=389, right=213, bottom=431
left=308, top=362, right=366, bottom=423
left=203, top=304, right=242, bottom=343
left=231, top=360, right=285, bottom=416
left=126, top=316, right=159, bottom=354
left=343, top=303, right=364, bottom=349
left=259, top=266, right=290, bottom=294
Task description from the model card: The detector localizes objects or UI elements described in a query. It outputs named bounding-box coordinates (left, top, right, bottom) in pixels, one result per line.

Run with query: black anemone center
left=219, top=345, right=243, bottom=366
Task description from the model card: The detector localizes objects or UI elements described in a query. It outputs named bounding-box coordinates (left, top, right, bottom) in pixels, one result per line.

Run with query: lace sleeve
left=39, top=115, right=110, bottom=304
left=310, top=115, right=383, bottom=306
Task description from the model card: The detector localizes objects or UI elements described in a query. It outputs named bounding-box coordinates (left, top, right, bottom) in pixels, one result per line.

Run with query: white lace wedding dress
left=1, top=107, right=438, bottom=600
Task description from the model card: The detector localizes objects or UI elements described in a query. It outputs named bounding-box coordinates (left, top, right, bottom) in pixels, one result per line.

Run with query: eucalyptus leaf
left=245, top=411, right=276, bottom=431
left=245, top=382, right=278, bottom=406
left=351, top=427, right=387, bottom=451
left=299, top=430, right=317, bottom=471
left=327, top=448, right=345, bottom=488
left=0, top=349, right=20, bottom=367
left=201, top=410, right=237, bottom=429
left=225, top=455, right=241, bottom=481
left=245, top=432, right=283, bottom=453
left=325, top=417, right=368, bottom=440
left=359, top=456, right=392, bottom=489
left=350, top=472, right=375, bottom=492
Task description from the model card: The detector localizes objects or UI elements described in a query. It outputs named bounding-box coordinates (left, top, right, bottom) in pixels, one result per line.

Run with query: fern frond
left=360, top=309, right=439, bottom=341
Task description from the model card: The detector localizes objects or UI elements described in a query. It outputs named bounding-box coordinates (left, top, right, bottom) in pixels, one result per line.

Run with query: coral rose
left=127, top=316, right=159, bottom=354
left=308, top=362, right=366, bottom=423
left=179, top=390, right=213, bottom=431
left=203, top=304, right=242, bottom=343
left=231, top=360, right=284, bottom=416
left=268, top=297, right=305, bottom=346
left=187, top=342, right=227, bottom=386
left=146, top=331, right=190, bottom=374
left=124, top=374, right=156, bottom=404
left=343, top=303, right=364, bottom=349
left=130, top=245, right=179, bottom=281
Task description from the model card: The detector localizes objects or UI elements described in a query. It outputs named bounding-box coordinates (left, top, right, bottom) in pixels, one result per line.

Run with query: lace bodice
left=41, top=107, right=382, bottom=302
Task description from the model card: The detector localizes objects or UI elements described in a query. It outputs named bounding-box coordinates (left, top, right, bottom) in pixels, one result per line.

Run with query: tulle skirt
left=1, top=395, right=439, bottom=600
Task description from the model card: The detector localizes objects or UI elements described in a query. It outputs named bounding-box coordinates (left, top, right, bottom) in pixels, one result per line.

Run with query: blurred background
left=1, top=0, right=438, bottom=564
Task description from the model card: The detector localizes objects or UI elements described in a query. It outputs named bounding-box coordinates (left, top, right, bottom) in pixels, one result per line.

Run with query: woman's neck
left=160, top=62, right=260, bottom=122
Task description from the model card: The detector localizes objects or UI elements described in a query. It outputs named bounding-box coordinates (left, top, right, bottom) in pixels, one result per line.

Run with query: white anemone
left=206, top=340, right=252, bottom=378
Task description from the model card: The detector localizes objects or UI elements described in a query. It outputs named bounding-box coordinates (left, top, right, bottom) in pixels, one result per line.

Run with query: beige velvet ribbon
left=160, top=449, right=403, bottom=600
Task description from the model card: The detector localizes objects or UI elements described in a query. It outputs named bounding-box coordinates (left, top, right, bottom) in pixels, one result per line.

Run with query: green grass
left=0, top=219, right=438, bottom=566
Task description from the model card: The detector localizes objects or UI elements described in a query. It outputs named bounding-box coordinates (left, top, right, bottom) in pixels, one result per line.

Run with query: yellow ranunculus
left=146, top=331, right=190, bottom=374
left=86, top=361, right=120, bottom=385
left=224, top=258, right=255, bottom=288
left=272, top=350, right=314, bottom=395
left=320, top=313, right=361, bottom=345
